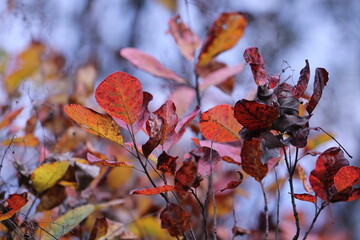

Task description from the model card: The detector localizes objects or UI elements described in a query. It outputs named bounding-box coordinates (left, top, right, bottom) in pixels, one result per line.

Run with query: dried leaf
left=306, top=68, right=329, bottom=114
left=64, top=104, right=123, bottom=145
left=298, top=164, right=313, bottom=193
left=168, top=15, right=201, bottom=60
left=292, top=60, right=310, bottom=98
left=31, top=161, right=70, bottom=193
left=0, top=193, right=28, bottom=221
left=95, top=71, right=143, bottom=125
left=197, top=12, right=247, bottom=67
left=89, top=217, right=108, bottom=240
left=190, top=147, right=221, bottom=177
left=243, top=47, right=268, bottom=86
left=294, top=193, right=317, bottom=203
left=220, top=171, right=243, bottom=192
left=175, top=156, right=198, bottom=197
left=120, top=48, right=186, bottom=83
left=199, top=104, right=242, bottom=142
left=154, top=100, right=178, bottom=144
left=132, top=185, right=175, bottom=195
left=241, top=139, right=268, bottom=182
left=160, top=203, right=191, bottom=236
left=36, top=185, right=66, bottom=212
left=234, top=99, right=279, bottom=131
left=142, top=113, right=164, bottom=158
left=334, top=166, right=360, bottom=192
left=42, top=204, right=95, bottom=240
left=157, top=151, right=178, bottom=175
left=87, top=152, right=133, bottom=168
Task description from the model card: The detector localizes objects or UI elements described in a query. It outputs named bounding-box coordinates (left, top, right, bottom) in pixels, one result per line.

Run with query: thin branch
left=0, top=136, right=15, bottom=175
left=302, top=202, right=328, bottom=240
left=318, top=127, right=353, bottom=158
left=260, top=181, right=269, bottom=240
left=274, top=168, right=280, bottom=240
left=190, top=188, right=207, bottom=239
left=194, top=75, right=201, bottom=107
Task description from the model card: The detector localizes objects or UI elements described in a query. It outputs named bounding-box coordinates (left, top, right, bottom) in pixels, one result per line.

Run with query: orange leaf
left=168, top=15, right=201, bottom=60
left=0, top=107, right=23, bottom=130
left=234, top=99, right=279, bottom=131
left=132, top=185, right=175, bottom=195
left=120, top=48, right=186, bottom=83
left=294, top=193, right=317, bottom=203
left=241, top=139, right=268, bottom=182
left=87, top=152, right=133, bottom=168
left=0, top=192, right=28, bottom=221
left=95, top=71, right=143, bottom=125
left=199, top=104, right=242, bottom=142
left=2, top=134, right=39, bottom=147
left=64, top=104, right=123, bottom=145
left=334, top=166, right=360, bottom=192
left=197, top=12, right=247, bottom=67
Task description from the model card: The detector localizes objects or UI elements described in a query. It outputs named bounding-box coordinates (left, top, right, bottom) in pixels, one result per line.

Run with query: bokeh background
left=0, top=0, right=359, bottom=239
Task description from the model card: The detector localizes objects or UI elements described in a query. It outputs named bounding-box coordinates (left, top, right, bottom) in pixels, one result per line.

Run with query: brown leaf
left=142, top=113, right=164, bottom=158
left=154, top=100, right=178, bottom=144
left=243, top=47, right=268, bottom=86
left=160, top=203, right=191, bottom=236
left=175, top=156, right=198, bottom=198
left=157, top=151, right=178, bottom=175
left=292, top=60, right=310, bottom=98
left=241, top=139, right=268, bottom=182
left=36, top=185, right=66, bottom=212
left=89, top=217, right=108, bottom=240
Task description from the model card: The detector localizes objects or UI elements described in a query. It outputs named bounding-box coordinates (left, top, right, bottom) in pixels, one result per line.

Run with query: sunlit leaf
left=168, top=15, right=201, bottom=60
left=197, top=12, right=247, bottom=67
left=0, top=107, right=23, bottom=130
left=298, top=164, right=313, bottom=193
left=334, top=166, right=360, bottom=192
left=241, top=139, right=267, bottom=182
left=154, top=100, right=178, bottom=144
left=31, top=161, right=70, bottom=193
left=234, top=99, right=279, bottom=131
left=120, top=48, right=186, bottom=83
left=294, top=193, right=316, bottom=203
left=4, top=41, right=45, bottom=93
left=132, top=185, right=175, bottom=195
left=129, top=215, right=171, bottom=239
left=200, top=63, right=245, bottom=91
left=64, top=104, right=123, bottom=145
left=87, top=152, right=134, bottom=168
left=0, top=193, right=28, bottom=221
left=1, top=134, right=39, bottom=147
left=42, top=204, right=95, bottom=240
left=199, top=104, right=242, bottom=142
left=309, top=147, right=349, bottom=201
left=95, top=71, right=143, bottom=125
left=157, top=151, right=178, bottom=175
left=160, top=203, right=191, bottom=237
left=305, top=132, right=333, bottom=152
left=306, top=68, right=329, bottom=114
left=89, top=217, right=108, bottom=240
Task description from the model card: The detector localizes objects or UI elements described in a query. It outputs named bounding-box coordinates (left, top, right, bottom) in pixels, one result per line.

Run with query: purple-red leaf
left=175, top=156, right=198, bottom=198
left=120, top=48, right=186, bottom=83
left=243, top=47, right=268, bottom=86
left=160, top=203, right=191, bottom=236
left=95, top=71, right=143, bottom=125
left=142, top=113, right=164, bottom=158
left=220, top=171, right=243, bottom=192
left=241, top=139, right=268, bottom=182
left=190, top=147, right=221, bottom=177
left=292, top=60, right=310, bottom=98
left=154, top=100, right=178, bottom=144
left=234, top=99, right=279, bottom=131
left=306, top=68, right=329, bottom=114
left=87, top=152, right=133, bottom=168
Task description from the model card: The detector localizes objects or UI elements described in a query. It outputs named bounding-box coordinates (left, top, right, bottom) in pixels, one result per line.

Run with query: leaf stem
left=260, top=181, right=269, bottom=240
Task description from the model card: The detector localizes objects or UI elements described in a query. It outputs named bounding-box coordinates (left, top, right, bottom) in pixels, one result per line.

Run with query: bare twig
left=302, top=202, right=328, bottom=240
left=260, top=181, right=269, bottom=240
left=318, top=127, right=353, bottom=158
left=274, top=169, right=280, bottom=240
left=190, top=188, right=207, bottom=239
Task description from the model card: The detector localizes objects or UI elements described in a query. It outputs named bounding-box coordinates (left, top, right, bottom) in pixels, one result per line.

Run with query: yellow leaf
left=4, top=42, right=45, bottom=93
left=305, top=132, right=333, bottom=151
left=129, top=215, right=171, bottom=240
left=1, top=134, right=39, bottom=147
left=31, top=161, right=70, bottom=193
left=64, top=104, right=123, bottom=145
left=42, top=204, right=95, bottom=240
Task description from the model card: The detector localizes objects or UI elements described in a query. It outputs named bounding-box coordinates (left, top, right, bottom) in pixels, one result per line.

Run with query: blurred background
left=0, top=0, right=359, bottom=239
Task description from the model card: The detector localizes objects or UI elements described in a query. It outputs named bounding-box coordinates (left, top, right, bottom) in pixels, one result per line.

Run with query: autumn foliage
left=0, top=10, right=359, bottom=240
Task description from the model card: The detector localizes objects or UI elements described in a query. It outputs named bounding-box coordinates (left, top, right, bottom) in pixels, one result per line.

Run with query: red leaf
left=132, top=185, right=175, bottom=195
left=154, top=100, right=178, bottom=144
left=241, top=139, right=268, bottom=182
left=87, top=152, right=133, bottom=168
left=175, top=156, right=198, bottom=198
left=234, top=99, right=279, bottom=131
left=292, top=60, right=310, bottom=98
left=157, top=151, right=178, bottom=176
left=199, top=104, right=242, bottom=142
left=243, top=47, right=268, bottom=86
left=168, top=15, right=201, bottom=61
left=294, top=193, right=317, bottom=203
left=334, top=166, right=360, bottom=192
left=120, top=48, right=186, bottom=83
left=142, top=113, right=164, bottom=158
left=190, top=147, right=221, bottom=177
left=95, top=71, right=143, bottom=125
left=345, top=188, right=360, bottom=201
left=306, top=68, right=329, bottom=114
left=220, top=171, right=243, bottom=192
left=160, top=203, right=191, bottom=236
left=309, top=147, right=349, bottom=201
left=197, top=12, right=247, bottom=67
left=0, top=192, right=28, bottom=221
left=89, top=217, right=108, bottom=240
